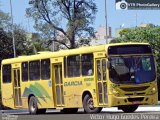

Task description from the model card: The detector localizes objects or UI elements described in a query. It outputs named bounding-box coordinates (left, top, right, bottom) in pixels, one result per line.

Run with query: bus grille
left=120, top=86, right=149, bottom=92
left=128, top=97, right=144, bottom=102
left=125, top=92, right=145, bottom=96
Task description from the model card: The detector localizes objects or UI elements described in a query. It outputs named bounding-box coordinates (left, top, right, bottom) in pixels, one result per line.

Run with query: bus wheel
left=120, top=105, right=138, bottom=113
left=83, top=94, right=102, bottom=113
left=61, top=108, right=78, bottom=114
left=29, top=96, right=39, bottom=114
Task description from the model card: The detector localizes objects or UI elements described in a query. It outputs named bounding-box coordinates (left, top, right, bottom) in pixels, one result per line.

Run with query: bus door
left=53, top=63, right=64, bottom=107
left=13, top=68, right=22, bottom=107
left=96, top=58, right=108, bottom=105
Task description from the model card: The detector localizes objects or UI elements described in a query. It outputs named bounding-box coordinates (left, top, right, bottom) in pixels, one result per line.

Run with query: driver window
left=111, top=57, right=129, bottom=75
left=142, top=57, right=151, bottom=71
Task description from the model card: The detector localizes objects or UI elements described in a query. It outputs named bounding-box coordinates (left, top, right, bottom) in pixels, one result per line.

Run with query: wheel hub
left=87, top=98, right=94, bottom=109
left=31, top=101, right=36, bottom=112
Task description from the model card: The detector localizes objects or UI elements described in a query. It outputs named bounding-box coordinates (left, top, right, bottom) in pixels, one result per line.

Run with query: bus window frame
left=2, top=64, right=12, bottom=84
left=21, top=62, right=29, bottom=82
left=81, top=53, right=94, bottom=76
left=41, top=59, right=51, bottom=80
left=66, top=55, right=81, bottom=78
left=29, top=60, right=40, bottom=81
left=65, top=53, right=94, bottom=78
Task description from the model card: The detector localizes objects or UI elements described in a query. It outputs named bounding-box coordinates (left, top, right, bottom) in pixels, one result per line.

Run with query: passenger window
left=22, top=62, right=28, bottom=82
left=41, top=59, right=50, bottom=80
left=2, top=64, right=11, bottom=83
left=29, top=60, right=40, bottom=80
left=82, top=54, right=94, bottom=76
left=67, top=55, right=80, bottom=77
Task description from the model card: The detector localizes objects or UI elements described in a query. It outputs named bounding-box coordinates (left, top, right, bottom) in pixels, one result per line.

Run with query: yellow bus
left=1, top=43, right=158, bottom=114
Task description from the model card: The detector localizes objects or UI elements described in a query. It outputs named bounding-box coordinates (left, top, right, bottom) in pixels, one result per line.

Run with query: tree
left=0, top=25, right=33, bottom=63
left=0, top=8, right=49, bottom=65
left=115, top=25, right=160, bottom=75
left=26, top=0, right=97, bottom=49
left=0, top=10, right=10, bottom=30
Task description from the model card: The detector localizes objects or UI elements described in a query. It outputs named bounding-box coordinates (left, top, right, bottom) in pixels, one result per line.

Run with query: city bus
left=1, top=43, right=158, bottom=114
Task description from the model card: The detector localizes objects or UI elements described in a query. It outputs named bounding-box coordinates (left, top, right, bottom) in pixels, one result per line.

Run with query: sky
left=1, top=0, right=160, bottom=37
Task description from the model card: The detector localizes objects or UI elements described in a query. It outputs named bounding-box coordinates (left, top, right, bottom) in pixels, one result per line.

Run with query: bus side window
left=67, top=55, right=80, bottom=77
left=22, top=62, right=28, bottom=82
left=41, top=59, right=50, bottom=80
left=82, top=53, right=94, bottom=76
left=29, top=60, right=40, bottom=81
left=2, top=64, right=12, bottom=83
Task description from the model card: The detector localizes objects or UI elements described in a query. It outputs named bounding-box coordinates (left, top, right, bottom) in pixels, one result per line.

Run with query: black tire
left=61, top=108, right=78, bottom=114
left=83, top=94, right=102, bottom=113
left=29, top=96, right=39, bottom=114
left=120, top=105, right=138, bottom=113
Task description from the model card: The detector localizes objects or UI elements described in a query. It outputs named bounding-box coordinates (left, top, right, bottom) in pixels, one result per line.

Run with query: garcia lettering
left=64, top=81, right=83, bottom=86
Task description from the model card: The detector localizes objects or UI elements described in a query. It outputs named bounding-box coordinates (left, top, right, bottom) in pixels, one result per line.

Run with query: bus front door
left=13, top=69, right=22, bottom=107
left=96, top=59, right=108, bottom=105
left=53, top=63, right=64, bottom=107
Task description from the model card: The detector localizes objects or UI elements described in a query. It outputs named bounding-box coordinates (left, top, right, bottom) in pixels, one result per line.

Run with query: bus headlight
left=148, top=86, right=157, bottom=95
left=152, top=87, right=156, bottom=91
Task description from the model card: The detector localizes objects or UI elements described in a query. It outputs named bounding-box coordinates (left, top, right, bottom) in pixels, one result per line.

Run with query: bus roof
left=1, top=42, right=149, bottom=65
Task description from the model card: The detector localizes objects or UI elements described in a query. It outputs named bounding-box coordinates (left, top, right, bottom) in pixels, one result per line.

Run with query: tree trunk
left=69, top=32, right=75, bottom=49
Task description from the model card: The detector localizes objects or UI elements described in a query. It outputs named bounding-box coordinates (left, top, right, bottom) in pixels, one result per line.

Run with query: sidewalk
left=103, top=106, right=160, bottom=112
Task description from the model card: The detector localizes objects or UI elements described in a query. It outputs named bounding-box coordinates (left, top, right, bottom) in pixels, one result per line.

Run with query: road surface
left=0, top=106, right=160, bottom=120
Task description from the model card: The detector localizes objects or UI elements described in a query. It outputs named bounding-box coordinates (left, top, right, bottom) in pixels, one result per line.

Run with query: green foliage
left=0, top=10, right=10, bottom=30
left=115, top=25, right=160, bottom=76
left=0, top=26, right=32, bottom=63
left=0, top=10, right=49, bottom=66
left=26, top=0, right=97, bottom=49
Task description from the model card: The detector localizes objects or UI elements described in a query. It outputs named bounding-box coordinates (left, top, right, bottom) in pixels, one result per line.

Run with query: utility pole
left=105, top=0, right=108, bottom=44
left=136, top=12, right=138, bottom=27
left=10, top=0, right=16, bottom=57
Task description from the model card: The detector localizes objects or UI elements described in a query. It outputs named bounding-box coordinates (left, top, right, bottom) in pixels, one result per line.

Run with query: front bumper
left=108, top=92, right=158, bottom=107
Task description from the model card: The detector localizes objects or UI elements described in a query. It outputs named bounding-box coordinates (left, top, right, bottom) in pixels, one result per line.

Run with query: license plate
left=132, top=101, right=140, bottom=104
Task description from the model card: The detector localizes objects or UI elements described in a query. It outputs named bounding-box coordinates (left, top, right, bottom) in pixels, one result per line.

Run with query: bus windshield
left=109, top=55, right=156, bottom=84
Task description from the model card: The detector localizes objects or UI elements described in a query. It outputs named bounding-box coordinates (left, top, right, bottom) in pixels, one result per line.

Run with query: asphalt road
left=0, top=107, right=160, bottom=120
